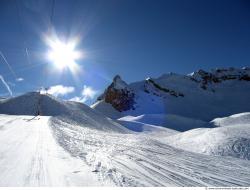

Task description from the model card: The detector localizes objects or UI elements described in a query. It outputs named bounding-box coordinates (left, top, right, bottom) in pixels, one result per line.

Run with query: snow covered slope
left=117, top=115, right=179, bottom=134
left=164, top=113, right=250, bottom=160
left=0, top=114, right=109, bottom=186
left=50, top=116, right=250, bottom=186
left=118, top=114, right=210, bottom=131
left=93, top=68, right=250, bottom=129
left=0, top=92, right=128, bottom=133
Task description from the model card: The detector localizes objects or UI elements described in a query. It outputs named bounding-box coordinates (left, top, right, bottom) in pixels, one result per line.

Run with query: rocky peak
left=144, top=78, right=184, bottom=97
left=111, top=75, right=129, bottom=90
left=190, top=67, right=250, bottom=90
left=97, top=75, right=135, bottom=112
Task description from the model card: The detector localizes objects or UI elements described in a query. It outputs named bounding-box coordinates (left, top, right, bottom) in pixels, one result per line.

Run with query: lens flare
left=45, top=34, right=83, bottom=72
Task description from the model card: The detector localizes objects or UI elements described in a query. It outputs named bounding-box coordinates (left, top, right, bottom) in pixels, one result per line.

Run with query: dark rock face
left=191, top=67, right=250, bottom=90
left=104, top=88, right=135, bottom=112
left=97, top=75, right=135, bottom=112
left=144, top=78, right=184, bottom=97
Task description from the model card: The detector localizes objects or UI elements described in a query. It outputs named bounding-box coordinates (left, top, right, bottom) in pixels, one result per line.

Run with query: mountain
left=0, top=85, right=250, bottom=186
left=92, top=67, right=250, bottom=130
left=0, top=92, right=127, bottom=133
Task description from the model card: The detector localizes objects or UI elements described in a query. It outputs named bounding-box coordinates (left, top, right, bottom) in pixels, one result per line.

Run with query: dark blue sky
left=0, top=0, right=250, bottom=104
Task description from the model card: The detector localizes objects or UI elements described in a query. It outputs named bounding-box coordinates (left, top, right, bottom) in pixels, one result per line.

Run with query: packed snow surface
left=0, top=115, right=110, bottom=186
left=50, top=116, right=250, bottom=186
left=165, top=113, right=250, bottom=160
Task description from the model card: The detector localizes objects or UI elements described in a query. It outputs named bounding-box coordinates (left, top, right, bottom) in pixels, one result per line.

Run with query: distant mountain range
left=92, top=67, right=250, bottom=131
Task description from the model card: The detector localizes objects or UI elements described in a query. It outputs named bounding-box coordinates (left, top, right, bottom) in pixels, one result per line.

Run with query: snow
left=117, top=115, right=179, bottom=134
left=91, top=100, right=122, bottom=119
left=93, top=68, right=250, bottom=123
left=50, top=115, right=250, bottom=186
left=0, top=114, right=111, bottom=186
left=164, top=113, right=250, bottom=160
left=119, top=114, right=209, bottom=131
left=0, top=92, right=250, bottom=186
left=112, top=75, right=129, bottom=90
left=0, top=92, right=128, bottom=133
left=211, top=112, right=250, bottom=127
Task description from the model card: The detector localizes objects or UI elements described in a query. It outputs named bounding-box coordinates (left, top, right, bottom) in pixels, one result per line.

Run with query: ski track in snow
left=0, top=114, right=250, bottom=186
left=50, top=117, right=250, bottom=187
left=0, top=115, right=111, bottom=186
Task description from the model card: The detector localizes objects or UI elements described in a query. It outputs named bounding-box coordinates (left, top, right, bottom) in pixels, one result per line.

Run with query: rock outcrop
left=190, top=67, right=250, bottom=90
left=97, top=75, right=135, bottom=112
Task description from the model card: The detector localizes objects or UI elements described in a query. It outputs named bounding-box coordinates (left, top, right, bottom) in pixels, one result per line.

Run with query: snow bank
left=165, top=113, right=250, bottom=160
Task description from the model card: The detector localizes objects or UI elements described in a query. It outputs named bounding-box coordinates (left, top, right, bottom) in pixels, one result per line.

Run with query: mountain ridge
left=92, top=67, right=250, bottom=128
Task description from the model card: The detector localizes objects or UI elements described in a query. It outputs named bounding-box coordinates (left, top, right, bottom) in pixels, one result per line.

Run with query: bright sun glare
left=46, top=34, right=82, bottom=71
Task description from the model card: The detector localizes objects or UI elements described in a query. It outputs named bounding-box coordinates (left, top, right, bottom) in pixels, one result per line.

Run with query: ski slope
left=50, top=116, right=250, bottom=187
left=1, top=114, right=250, bottom=186
left=0, top=114, right=111, bottom=186
left=165, top=113, right=250, bottom=160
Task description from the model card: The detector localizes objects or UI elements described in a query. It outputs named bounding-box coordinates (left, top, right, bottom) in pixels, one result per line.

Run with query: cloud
left=69, top=96, right=84, bottom=102
left=69, top=85, right=98, bottom=103
left=81, top=85, right=97, bottom=99
left=16, top=78, right=24, bottom=82
left=0, top=75, right=12, bottom=96
left=45, top=85, right=75, bottom=97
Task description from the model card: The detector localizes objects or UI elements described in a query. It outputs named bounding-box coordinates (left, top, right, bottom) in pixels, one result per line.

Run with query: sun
left=45, top=35, right=82, bottom=71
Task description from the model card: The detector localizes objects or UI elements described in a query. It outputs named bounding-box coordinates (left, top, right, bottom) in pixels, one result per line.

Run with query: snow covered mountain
left=0, top=92, right=127, bottom=133
left=0, top=68, right=250, bottom=186
left=0, top=88, right=250, bottom=186
left=92, top=67, right=250, bottom=130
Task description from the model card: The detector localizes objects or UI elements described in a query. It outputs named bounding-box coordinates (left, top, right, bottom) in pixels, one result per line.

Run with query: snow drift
left=165, top=112, right=250, bottom=160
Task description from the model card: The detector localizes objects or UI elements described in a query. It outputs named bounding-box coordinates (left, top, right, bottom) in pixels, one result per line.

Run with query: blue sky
left=0, top=0, right=250, bottom=104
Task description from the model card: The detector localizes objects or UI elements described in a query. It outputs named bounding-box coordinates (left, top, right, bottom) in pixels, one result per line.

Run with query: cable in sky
left=0, top=51, right=17, bottom=79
